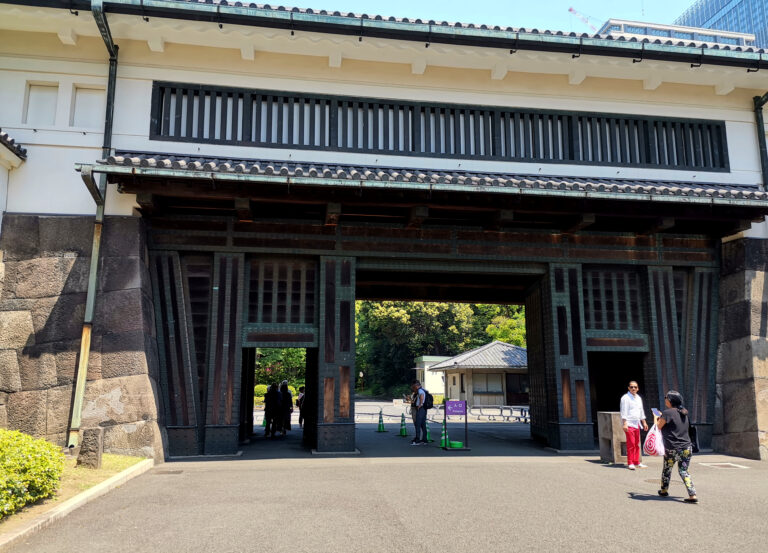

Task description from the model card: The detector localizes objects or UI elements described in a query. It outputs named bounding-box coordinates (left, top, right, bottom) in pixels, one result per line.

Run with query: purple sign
left=446, top=400, right=466, bottom=416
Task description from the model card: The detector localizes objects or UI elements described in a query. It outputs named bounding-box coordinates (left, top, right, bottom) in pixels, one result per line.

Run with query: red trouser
left=625, top=426, right=641, bottom=465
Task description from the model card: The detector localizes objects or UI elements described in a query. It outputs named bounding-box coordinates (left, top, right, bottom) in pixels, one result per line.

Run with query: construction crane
left=568, top=6, right=598, bottom=33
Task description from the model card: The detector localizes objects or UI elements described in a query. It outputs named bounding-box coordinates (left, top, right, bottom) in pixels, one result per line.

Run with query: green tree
left=254, top=348, right=306, bottom=387
left=484, top=306, right=526, bottom=347
left=355, top=301, right=526, bottom=396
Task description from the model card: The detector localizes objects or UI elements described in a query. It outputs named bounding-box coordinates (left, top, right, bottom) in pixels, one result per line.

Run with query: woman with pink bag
left=656, top=391, right=698, bottom=503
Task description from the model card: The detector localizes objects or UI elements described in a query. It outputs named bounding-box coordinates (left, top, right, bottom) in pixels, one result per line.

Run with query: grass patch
left=0, top=454, right=144, bottom=534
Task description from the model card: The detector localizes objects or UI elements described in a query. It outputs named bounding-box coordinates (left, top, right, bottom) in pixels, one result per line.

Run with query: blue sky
left=282, top=0, right=697, bottom=33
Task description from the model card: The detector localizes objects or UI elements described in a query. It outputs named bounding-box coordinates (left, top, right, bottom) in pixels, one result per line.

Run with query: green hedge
left=0, top=429, right=65, bottom=520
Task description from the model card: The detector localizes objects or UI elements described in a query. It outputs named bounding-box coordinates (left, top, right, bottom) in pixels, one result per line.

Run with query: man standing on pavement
left=410, top=380, right=427, bottom=446
left=620, top=380, right=648, bottom=469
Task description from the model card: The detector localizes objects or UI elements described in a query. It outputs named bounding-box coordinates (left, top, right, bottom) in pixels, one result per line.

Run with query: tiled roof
left=167, top=1, right=767, bottom=53
left=93, top=152, right=768, bottom=204
left=428, top=341, right=527, bottom=370
left=0, top=129, right=27, bottom=160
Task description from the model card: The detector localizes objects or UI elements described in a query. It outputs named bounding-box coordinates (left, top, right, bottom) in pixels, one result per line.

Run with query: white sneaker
left=628, top=464, right=636, bottom=470
left=637, top=464, right=648, bottom=469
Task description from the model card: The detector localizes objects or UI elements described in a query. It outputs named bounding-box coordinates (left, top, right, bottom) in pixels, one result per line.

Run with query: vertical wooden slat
left=231, top=92, right=240, bottom=142
left=561, top=369, right=572, bottom=418
left=540, top=114, right=550, bottom=160
left=608, top=118, right=618, bottom=163
left=277, top=96, right=285, bottom=144
left=568, top=269, right=583, bottom=367
left=219, top=92, right=228, bottom=142
left=575, top=380, right=587, bottom=423
left=324, top=377, right=335, bottom=422
left=372, top=103, right=380, bottom=151
left=308, top=98, right=316, bottom=147
left=339, top=300, right=351, bottom=353
left=196, top=90, right=206, bottom=140
left=162, top=86, right=172, bottom=136
left=324, top=260, right=336, bottom=363
left=253, top=94, right=262, bottom=144
left=265, top=95, right=274, bottom=144
left=224, top=257, right=239, bottom=424
left=339, top=366, right=350, bottom=418
left=242, top=93, right=252, bottom=143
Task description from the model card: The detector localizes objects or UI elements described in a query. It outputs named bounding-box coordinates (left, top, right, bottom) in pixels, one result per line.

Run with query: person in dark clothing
left=263, top=384, right=282, bottom=438
left=296, top=386, right=306, bottom=429
left=279, top=381, right=293, bottom=435
left=656, top=390, right=698, bottom=503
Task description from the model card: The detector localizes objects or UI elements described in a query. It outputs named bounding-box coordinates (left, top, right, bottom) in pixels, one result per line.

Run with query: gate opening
left=587, top=351, right=647, bottom=437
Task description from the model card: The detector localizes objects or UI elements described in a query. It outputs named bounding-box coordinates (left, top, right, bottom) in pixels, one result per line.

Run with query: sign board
left=446, top=400, right=466, bottom=416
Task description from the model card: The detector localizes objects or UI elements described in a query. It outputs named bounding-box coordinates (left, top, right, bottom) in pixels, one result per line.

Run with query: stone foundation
left=716, top=238, right=768, bottom=460
left=0, top=214, right=165, bottom=462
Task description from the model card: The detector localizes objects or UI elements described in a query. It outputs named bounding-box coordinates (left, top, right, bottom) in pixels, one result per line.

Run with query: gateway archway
left=84, top=152, right=756, bottom=458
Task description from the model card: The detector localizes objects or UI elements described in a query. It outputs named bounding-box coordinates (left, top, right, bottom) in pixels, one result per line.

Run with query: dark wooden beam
left=234, top=198, right=252, bottom=221
left=325, top=202, right=342, bottom=227
left=136, top=193, right=156, bottom=216
left=487, top=209, right=515, bottom=230
left=565, top=213, right=595, bottom=234
left=640, top=217, right=675, bottom=235
left=407, top=206, right=429, bottom=229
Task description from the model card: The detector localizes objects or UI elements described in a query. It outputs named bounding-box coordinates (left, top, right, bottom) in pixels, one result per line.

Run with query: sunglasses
left=629, top=386, right=638, bottom=389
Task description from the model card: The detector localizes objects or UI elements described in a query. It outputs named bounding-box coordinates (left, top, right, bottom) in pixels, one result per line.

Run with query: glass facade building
left=675, top=0, right=768, bottom=48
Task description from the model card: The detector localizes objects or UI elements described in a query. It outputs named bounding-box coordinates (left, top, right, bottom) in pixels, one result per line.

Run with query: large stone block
left=101, top=217, right=144, bottom=258
left=31, top=293, right=86, bottom=344
left=0, top=310, right=35, bottom=349
left=0, top=350, right=21, bottom=392
left=17, top=346, right=57, bottom=390
left=93, top=288, right=147, bottom=335
left=717, top=337, right=754, bottom=383
left=0, top=215, right=40, bottom=261
left=745, top=238, right=768, bottom=272
left=719, top=301, right=751, bottom=343
left=81, top=374, right=160, bottom=428
left=719, top=271, right=751, bottom=308
left=12, top=257, right=88, bottom=299
left=6, top=390, right=47, bottom=436
left=713, top=383, right=724, bottom=435
left=46, top=385, right=73, bottom=434
left=721, top=239, right=745, bottom=277
left=38, top=216, right=92, bottom=257
left=722, top=379, right=758, bottom=434
left=101, top=330, right=150, bottom=379
left=102, top=419, right=164, bottom=461
left=755, top=378, right=768, bottom=432
left=100, top=256, right=143, bottom=293
left=752, top=337, right=768, bottom=379
left=712, top=431, right=761, bottom=460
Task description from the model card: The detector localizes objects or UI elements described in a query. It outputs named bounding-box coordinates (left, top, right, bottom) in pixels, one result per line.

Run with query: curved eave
left=428, top=365, right=528, bottom=371
left=75, top=163, right=768, bottom=209
left=7, top=0, right=768, bottom=71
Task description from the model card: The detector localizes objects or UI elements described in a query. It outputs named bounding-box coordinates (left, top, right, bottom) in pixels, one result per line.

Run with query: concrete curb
left=0, top=458, right=154, bottom=551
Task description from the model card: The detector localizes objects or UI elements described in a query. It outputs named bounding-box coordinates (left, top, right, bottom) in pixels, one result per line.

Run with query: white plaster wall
left=0, top=26, right=766, bottom=217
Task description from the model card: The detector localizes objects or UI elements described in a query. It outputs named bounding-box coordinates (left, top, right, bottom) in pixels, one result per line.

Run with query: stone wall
left=0, top=214, right=165, bottom=461
left=716, top=238, right=768, bottom=460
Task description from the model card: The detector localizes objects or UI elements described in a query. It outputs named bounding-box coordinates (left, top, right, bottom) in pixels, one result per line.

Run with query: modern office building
left=597, top=18, right=756, bottom=48
left=675, top=0, right=768, bottom=49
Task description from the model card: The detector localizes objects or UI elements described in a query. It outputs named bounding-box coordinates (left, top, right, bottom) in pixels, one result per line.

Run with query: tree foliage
left=254, top=348, right=306, bottom=387
left=356, top=301, right=525, bottom=396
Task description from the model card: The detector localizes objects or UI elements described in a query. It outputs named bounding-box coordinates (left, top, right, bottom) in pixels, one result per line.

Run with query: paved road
left=5, top=403, right=767, bottom=553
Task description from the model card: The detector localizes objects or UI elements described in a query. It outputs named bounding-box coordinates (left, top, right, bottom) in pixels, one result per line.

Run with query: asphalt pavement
left=4, top=400, right=767, bottom=553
